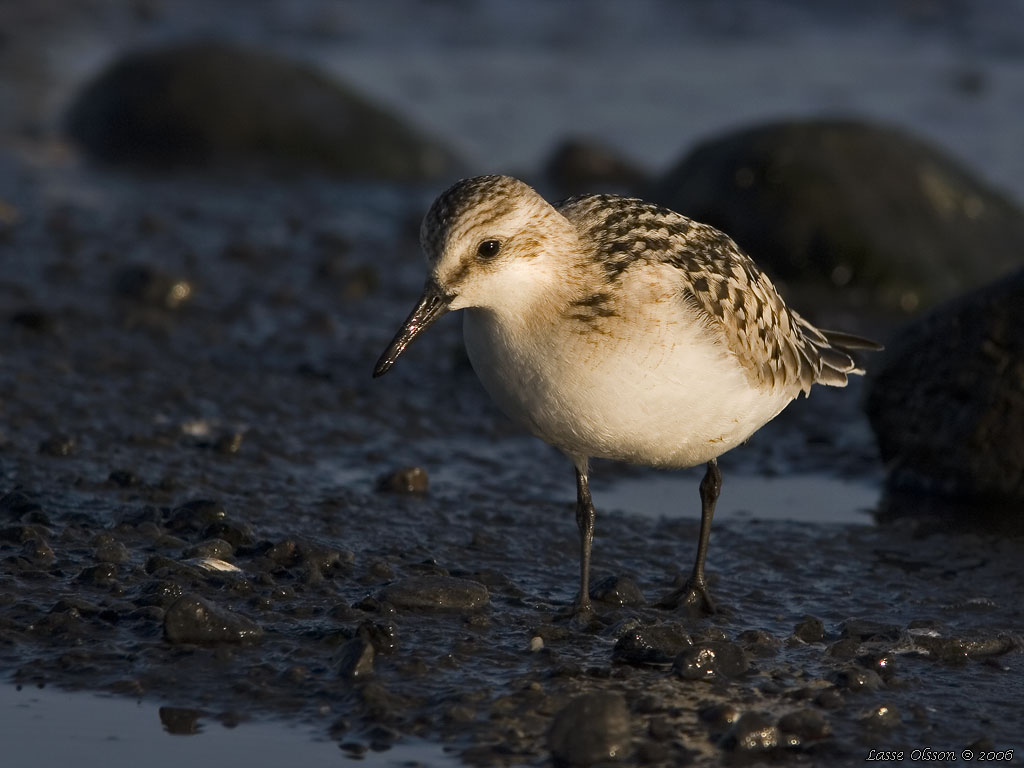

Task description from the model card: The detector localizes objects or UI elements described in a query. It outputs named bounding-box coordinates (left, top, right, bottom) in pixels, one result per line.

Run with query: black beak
left=373, top=280, right=452, bottom=378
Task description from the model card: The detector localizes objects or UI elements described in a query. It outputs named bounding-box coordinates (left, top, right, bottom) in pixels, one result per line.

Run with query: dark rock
left=777, top=709, right=831, bottom=742
left=612, top=623, right=691, bottom=665
left=21, top=538, right=54, bottom=566
left=163, top=594, right=262, bottom=644
left=699, top=702, right=740, bottom=728
left=736, top=628, right=781, bottom=656
left=547, top=692, right=631, bottom=765
left=39, top=435, right=75, bottom=457
left=338, top=635, right=375, bottom=679
left=912, top=632, right=1017, bottom=663
left=76, top=563, right=119, bottom=587
left=0, top=491, right=42, bottom=521
left=835, top=667, right=883, bottom=692
left=861, top=704, right=901, bottom=729
left=544, top=137, right=649, bottom=196
left=793, top=615, right=826, bottom=643
left=376, top=466, right=429, bottom=495
left=93, top=535, right=130, bottom=564
left=840, top=619, right=900, bottom=641
left=213, top=432, right=244, bottom=455
left=113, top=265, right=193, bottom=309
left=107, top=469, right=142, bottom=488
left=200, top=520, right=253, bottom=548
left=167, top=500, right=227, bottom=533
left=827, top=638, right=861, bottom=660
left=66, top=42, right=461, bottom=180
left=867, top=268, right=1024, bottom=510
left=182, top=538, right=234, bottom=560
left=720, top=711, right=780, bottom=753
left=378, top=576, right=488, bottom=612
left=651, top=119, right=1024, bottom=311
left=589, top=574, right=646, bottom=607
left=673, top=641, right=749, bottom=680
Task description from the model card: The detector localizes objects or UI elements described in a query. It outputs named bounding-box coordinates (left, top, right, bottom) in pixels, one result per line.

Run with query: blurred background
left=3, top=0, right=1023, bottom=192
left=1, top=2, right=1024, bottom=765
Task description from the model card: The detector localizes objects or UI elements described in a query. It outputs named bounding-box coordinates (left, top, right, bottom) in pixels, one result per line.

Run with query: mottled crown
left=419, top=175, right=539, bottom=262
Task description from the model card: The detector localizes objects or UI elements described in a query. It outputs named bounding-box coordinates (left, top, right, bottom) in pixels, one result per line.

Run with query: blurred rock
left=378, top=576, right=489, bottom=611
left=651, top=119, right=1024, bottom=312
left=544, top=138, right=649, bottom=197
left=377, top=466, right=428, bottom=494
left=163, top=594, right=262, bottom=644
left=548, top=692, right=631, bottom=765
left=65, top=42, right=462, bottom=180
left=867, top=268, right=1024, bottom=511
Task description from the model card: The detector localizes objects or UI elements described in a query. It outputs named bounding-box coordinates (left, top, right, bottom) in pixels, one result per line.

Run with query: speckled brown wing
left=558, top=194, right=874, bottom=394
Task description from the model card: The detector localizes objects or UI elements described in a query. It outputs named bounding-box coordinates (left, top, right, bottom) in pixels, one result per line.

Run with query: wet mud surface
left=1, top=161, right=1022, bottom=766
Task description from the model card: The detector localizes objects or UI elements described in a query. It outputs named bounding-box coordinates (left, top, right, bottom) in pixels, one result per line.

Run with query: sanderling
left=374, top=175, right=880, bottom=615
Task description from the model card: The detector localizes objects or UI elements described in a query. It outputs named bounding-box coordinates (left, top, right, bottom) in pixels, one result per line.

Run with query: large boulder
left=65, top=42, right=462, bottom=180
left=651, top=119, right=1024, bottom=312
left=866, top=268, right=1024, bottom=509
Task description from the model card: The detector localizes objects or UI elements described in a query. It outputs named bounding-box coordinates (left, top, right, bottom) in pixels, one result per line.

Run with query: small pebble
left=793, top=615, right=825, bottom=643
left=376, top=466, right=428, bottom=494
left=673, top=641, right=748, bottom=680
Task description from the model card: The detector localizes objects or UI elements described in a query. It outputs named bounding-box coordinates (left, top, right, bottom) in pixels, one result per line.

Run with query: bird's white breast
left=462, top=281, right=795, bottom=469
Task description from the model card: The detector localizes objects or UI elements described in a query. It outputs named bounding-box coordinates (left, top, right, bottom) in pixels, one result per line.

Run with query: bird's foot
left=557, top=596, right=597, bottom=629
left=656, top=577, right=716, bottom=616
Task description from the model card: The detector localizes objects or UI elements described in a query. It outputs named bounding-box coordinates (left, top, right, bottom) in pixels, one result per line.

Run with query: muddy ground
left=0, top=156, right=1021, bottom=766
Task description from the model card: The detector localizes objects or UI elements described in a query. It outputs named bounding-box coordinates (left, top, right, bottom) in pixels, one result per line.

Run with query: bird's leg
left=658, top=458, right=721, bottom=614
left=574, top=465, right=596, bottom=617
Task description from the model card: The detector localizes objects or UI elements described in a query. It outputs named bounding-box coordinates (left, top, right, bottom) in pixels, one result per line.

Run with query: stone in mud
left=544, top=137, right=649, bottom=197
left=65, top=42, right=461, bottom=180
left=0, top=491, right=42, bottom=521
left=793, top=615, right=826, bottom=643
left=777, top=709, right=831, bottom=742
left=163, top=594, right=262, bottom=644
left=736, top=628, right=781, bottom=657
left=182, top=538, right=234, bottom=560
left=651, top=119, right=1024, bottom=311
left=861, top=704, right=901, bottom=729
left=548, top=692, right=631, bottom=766
left=673, top=641, right=749, bottom=680
left=840, top=619, right=900, bottom=641
left=38, top=435, right=75, bottom=457
left=93, top=535, right=130, bottom=564
left=589, top=574, right=646, bottom=607
left=612, top=623, right=692, bottom=665
left=338, top=635, right=375, bottom=679
left=866, top=268, right=1024, bottom=510
left=167, top=500, right=227, bottom=534
left=378, top=576, right=489, bottom=612
left=113, top=265, right=193, bottom=309
left=376, top=466, right=429, bottom=495
left=720, top=711, right=780, bottom=753
left=834, top=667, right=883, bottom=692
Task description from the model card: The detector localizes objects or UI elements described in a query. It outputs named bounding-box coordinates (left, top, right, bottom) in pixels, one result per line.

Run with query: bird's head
left=373, top=175, right=578, bottom=377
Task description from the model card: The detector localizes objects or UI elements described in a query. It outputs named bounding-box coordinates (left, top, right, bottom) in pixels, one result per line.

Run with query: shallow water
left=0, top=684, right=461, bottom=768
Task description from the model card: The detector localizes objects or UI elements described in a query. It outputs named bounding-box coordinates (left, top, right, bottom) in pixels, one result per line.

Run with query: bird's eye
left=476, top=239, right=502, bottom=259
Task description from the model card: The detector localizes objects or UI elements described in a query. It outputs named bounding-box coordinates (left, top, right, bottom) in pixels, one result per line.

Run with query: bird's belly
left=463, top=310, right=794, bottom=468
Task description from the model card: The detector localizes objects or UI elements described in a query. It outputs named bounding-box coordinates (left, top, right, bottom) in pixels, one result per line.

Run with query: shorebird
left=374, top=175, right=880, bottom=615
